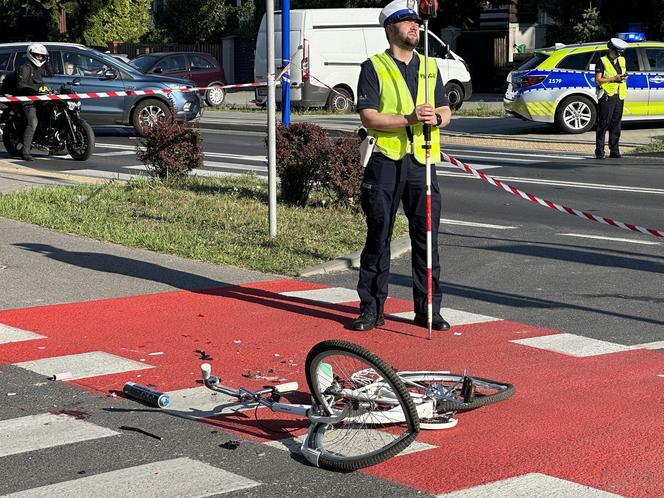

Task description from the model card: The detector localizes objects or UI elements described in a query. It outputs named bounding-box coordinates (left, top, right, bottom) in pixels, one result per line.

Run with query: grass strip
left=632, top=140, right=664, bottom=154
left=0, top=176, right=405, bottom=275
left=0, top=175, right=406, bottom=276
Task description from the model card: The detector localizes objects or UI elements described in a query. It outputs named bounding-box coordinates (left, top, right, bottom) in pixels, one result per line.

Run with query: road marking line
left=93, top=151, right=137, bottom=157
left=13, top=351, right=153, bottom=380
left=440, top=218, right=519, bottom=229
left=0, top=413, right=118, bottom=458
left=0, top=323, right=46, bottom=344
left=265, top=433, right=436, bottom=457
left=558, top=233, right=660, bottom=245
left=436, top=473, right=623, bottom=497
left=95, top=142, right=267, bottom=162
left=511, top=333, right=632, bottom=357
left=631, top=341, right=664, bottom=350
left=446, top=155, right=535, bottom=163
left=4, top=457, right=260, bottom=497
left=438, top=162, right=501, bottom=170
left=388, top=308, right=500, bottom=326
left=203, top=152, right=267, bottom=162
left=443, top=148, right=585, bottom=160
left=437, top=171, right=664, bottom=195
left=163, top=386, right=257, bottom=418
left=280, top=287, right=359, bottom=304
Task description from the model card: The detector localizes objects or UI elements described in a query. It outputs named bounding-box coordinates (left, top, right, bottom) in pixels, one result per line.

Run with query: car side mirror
left=103, top=69, right=117, bottom=80
left=72, top=77, right=81, bottom=86
left=153, top=67, right=163, bottom=74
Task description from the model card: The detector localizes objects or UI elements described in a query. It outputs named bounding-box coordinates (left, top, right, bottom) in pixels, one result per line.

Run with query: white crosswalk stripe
left=278, top=287, right=502, bottom=326
left=265, top=433, right=436, bottom=457
left=436, top=473, right=623, bottom=497
left=13, top=351, right=153, bottom=380
left=4, top=457, right=260, bottom=497
left=0, top=413, right=118, bottom=458
left=0, top=323, right=46, bottom=344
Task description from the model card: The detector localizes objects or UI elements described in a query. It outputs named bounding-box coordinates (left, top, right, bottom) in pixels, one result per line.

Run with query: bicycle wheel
left=304, top=340, right=419, bottom=472
left=399, top=371, right=515, bottom=416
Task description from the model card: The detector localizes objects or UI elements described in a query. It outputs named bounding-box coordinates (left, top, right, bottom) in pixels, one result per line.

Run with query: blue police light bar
left=617, top=32, right=646, bottom=42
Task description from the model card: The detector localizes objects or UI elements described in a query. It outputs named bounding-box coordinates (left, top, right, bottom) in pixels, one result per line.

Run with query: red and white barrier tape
left=0, top=80, right=283, bottom=104
left=441, top=151, right=664, bottom=238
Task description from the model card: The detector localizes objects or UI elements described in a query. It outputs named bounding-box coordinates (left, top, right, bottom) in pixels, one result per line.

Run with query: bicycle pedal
left=460, top=376, right=475, bottom=403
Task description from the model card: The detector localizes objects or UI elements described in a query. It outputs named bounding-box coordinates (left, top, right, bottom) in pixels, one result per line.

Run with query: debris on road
left=220, top=440, right=240, bottom=450
left=51, top=371, right=73, bottom=381
left=119, top=425, right=163, bottom=441
left=122, top=382, right=171, bottom=408
left=242, top=370, right=279, bottom=382
left=195, top=349, right=213, bottom=360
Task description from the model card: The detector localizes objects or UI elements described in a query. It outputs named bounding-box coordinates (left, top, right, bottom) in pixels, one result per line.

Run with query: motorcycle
left=2, top=77, right=94, bottom=161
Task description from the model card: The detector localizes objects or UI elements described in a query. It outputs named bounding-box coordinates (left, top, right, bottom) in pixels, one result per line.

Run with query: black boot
left=413, top=312, right=450, bottom=331
left=350, top=313, right=385, bottom=332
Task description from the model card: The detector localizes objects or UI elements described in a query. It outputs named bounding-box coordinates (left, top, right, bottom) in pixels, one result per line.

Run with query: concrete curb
left=0, top=160, right=113, bottom=185
left=299, top=234, right=411, bottom=277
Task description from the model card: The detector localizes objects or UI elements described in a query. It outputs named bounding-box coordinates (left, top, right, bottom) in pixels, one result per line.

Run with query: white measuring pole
left=423, top=17, right=433, bottom=340
left=266, top=0, right=277, bottom=237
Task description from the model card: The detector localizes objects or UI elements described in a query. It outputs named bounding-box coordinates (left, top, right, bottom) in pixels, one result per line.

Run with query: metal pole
left=423, top=18, right=433, bottom=340
left=267, top=0, right=277, bottom=237
left=281, top=0, right=291, bottom=126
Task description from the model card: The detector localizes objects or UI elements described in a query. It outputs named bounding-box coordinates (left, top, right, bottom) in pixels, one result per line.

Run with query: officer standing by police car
left=351, top=0, right=452, bottom=332
left=594, top=37, right=629, bottom=159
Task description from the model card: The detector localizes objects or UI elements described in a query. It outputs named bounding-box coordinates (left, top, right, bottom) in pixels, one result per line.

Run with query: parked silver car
left=0, top=42, right=201, bottom=134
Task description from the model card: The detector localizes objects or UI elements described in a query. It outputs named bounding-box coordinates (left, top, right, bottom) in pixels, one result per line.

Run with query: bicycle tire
left=304, top=340, right=419, bottom=472
left=399, top=372, right=515, bottom=414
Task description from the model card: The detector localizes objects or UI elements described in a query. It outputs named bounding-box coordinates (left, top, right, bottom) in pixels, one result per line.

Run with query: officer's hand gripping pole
left=412, top=0, right=438, bottom=340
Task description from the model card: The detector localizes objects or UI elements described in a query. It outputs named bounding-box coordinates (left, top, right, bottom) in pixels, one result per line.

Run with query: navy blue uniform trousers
left=357, top=152, right=442, bottom=317
left=595, top=93, right=624, bottom=156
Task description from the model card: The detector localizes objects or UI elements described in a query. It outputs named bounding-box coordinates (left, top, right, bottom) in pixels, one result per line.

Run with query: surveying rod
left=413, top=0, right=438, bottom=339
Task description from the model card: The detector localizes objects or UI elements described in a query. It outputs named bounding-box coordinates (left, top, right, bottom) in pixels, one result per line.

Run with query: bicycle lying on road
left=201, top=339, right=514, bottom=472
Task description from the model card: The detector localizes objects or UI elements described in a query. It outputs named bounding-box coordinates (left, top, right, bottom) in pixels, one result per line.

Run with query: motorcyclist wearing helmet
left=16, top=43, right=54, bottom=161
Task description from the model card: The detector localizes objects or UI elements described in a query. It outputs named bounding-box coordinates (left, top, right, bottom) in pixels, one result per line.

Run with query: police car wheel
left=326, top=87, right=353, bottom=113
left=445, top=82, right=463, bottom=111
left=555, top=95, right=596, bottom=134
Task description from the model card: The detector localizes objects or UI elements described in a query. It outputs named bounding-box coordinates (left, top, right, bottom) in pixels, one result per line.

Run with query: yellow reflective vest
left=368, top=51, right=440, bottom=164
left=599, top=55, right=627, bottom=100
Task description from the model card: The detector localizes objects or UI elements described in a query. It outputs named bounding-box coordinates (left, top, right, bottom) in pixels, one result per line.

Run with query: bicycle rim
left=304, top=340, right=419, bottom=472
left=399, top=371, right=515, bottom=414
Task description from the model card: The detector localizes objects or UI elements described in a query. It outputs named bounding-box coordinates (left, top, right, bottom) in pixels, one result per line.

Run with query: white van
left=254, top=8, right=472, bottom=112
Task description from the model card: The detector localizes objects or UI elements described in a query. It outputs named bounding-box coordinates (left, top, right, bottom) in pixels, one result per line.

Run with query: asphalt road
left=2, top=127, right=663, bottom=348
left=1, top=126, right=663, bottom=497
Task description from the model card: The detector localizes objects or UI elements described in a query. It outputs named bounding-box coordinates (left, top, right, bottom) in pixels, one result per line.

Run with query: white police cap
left=607, top=37, right=629, bottom=53
left=379, top=0, right=422, bottom=27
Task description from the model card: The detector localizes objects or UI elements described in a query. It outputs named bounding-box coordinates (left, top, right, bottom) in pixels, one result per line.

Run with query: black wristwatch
left=435, top=113, right=442, bottom=127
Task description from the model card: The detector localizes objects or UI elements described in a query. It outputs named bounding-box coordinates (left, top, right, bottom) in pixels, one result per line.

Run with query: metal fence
left=108, top=42, right=224, bottom=66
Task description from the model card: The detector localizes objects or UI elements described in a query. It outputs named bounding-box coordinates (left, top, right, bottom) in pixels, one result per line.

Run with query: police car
left=504, top=33, right=664, bottom=133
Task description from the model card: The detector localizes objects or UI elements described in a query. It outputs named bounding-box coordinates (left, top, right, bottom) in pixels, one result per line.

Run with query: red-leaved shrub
left=137, top=119, right=203, bottom=181
left=274, top=122, right=330, bottom=206
left=324, top=135, right=363, bottom=210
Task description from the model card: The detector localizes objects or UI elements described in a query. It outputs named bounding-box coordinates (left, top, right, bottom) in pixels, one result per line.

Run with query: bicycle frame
left=200, top=364, right=459, bottom=428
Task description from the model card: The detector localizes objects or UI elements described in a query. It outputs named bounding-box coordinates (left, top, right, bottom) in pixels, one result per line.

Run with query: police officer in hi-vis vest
left=352, top=0, right=452, bottom=332
left=594, top=38, right=629, bottom=159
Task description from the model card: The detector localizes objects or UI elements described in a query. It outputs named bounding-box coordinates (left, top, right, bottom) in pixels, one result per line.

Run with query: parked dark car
left=0, top=42, right=201, bottom=135
left=130, top=52, right=226, bottom=106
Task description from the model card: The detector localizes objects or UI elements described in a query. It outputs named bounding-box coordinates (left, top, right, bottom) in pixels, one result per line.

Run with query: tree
left=158, top=0, right=238, bottom=43
left=572, top=3, right=607, bottom=43
left=83, top=0, right=152, bottom=46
